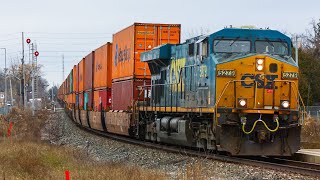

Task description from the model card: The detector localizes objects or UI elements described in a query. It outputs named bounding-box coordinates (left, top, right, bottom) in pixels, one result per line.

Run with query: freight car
left=58, top=23, right=305, bottom=156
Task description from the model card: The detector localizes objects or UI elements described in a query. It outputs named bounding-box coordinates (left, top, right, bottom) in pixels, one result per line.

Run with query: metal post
left=1, top=48, right=7, bottom=114
left=9, top=77, right=13, bottom=106
left=28, top=43, right=31, bottom=64
left=22, top=32, right=26, bottom=108
left=32, top=73, right=35, bottom=116
left=31, top=43, right=35, bottom=115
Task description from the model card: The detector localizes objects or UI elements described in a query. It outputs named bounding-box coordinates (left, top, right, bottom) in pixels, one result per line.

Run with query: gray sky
left=0, top=0, right=319, bottom=87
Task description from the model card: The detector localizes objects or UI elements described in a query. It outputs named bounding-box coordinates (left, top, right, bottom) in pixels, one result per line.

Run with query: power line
left=0, top=37, right=20, bottom=42
left=26, top=36, right=112, bottom=40
left=0, top=32, right=20, bottom=37
left=25, top=32, right=113, bottom=35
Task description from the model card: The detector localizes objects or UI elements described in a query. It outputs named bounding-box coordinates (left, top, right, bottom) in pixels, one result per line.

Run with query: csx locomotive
left=60, top=25, right=305, bottom=156
left=139, top=28, right=304, bottom=156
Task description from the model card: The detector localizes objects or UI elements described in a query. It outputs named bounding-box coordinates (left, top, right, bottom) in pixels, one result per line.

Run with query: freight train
left=58, top=22, right=305, bottom=156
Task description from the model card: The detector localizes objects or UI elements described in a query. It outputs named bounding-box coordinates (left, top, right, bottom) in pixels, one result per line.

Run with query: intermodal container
left=79, top=93, right=84, bottom=109
left=112, top=79, right=151, bottom=110
left=84, top=92, right=89, bottom=110
left=63, top=81, right=66, bottom=95
left=94, top=42, right=112, bottom=89
left=84, top=52, right=94, bottom=90
left=84, top=91, right=93, bottom=110
left=78, top=59, right=85, bottom=92
left=93, top=89, right=111, bottom=111
left=69, top=70, right=73, bottom=93
left=73, top=65, right=78, bottom=93
left=71, top=93, right=75, bottom=104
left=76, top=94, right=79, bottom=107
left=66, top=76, right=70, bottom=94
left=112, top=23, right=181, bottom=81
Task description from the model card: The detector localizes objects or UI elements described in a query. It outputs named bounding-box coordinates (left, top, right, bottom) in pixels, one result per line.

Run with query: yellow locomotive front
left=213, top=29, right=304, bottom=156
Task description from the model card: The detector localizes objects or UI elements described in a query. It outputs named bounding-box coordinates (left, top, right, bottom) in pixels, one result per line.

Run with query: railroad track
left=63, top=112, right=320, bottom=177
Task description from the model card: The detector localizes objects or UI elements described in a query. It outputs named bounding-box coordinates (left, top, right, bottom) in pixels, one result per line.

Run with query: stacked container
left=73, top=65, right=78, bottom=107
left=84, top=52, right=94, bottom=110
left=112, top=23, right=181, bottom=110
left=78, top=59, right=85, bottom=109
left=93, top=42, right=112, bottom=111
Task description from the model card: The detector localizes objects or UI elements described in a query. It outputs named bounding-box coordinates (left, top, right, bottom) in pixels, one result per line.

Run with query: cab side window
left=201, top=40, right=208, bottom=57
left=188, top=43, right=194, bottom=56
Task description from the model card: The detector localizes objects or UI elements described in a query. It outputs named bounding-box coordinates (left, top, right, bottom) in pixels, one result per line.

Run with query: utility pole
left=22, top=32, right=26, bottom=108
left=0, top=48, right=6, bottom=113
left=9, top=77, right=13, bottom=106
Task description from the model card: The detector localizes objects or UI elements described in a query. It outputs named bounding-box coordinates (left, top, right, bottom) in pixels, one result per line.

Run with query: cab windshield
left=213, top=40, right=250, bottom=53
left=255, top=41, right=288, bottom=55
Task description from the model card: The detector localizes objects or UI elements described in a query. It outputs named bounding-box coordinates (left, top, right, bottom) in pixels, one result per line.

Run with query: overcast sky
left=0, top=0, right=319, bottom=87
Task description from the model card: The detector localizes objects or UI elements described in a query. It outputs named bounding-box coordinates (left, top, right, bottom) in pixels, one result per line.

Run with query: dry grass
left=0, top=140, right=167, bottom=180
left=301, top=117, right=320, bottom=148
left=0, top=109, right=167, bottom=180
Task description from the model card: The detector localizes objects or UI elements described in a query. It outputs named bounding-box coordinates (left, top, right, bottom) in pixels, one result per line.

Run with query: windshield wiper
left=277, top=38, right=288, bottom=49
left=214, top=37, right=224, bottom=46
left=265, top=38, right=274, bottom=47
left=229, top=36, right=240, bottom=46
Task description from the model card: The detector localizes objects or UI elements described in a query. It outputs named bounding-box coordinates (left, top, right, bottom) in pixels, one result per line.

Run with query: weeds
left=301, top=117, right=320, bottom=148
left=0, top=109, right=167, bottom=180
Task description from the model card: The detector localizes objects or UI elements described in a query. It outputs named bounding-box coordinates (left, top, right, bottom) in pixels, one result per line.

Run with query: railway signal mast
left=27, top=37, right=40, bottom=116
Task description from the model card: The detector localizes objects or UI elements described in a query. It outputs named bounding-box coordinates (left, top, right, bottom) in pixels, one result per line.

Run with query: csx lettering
left=241, top=74, right=278, bottom=89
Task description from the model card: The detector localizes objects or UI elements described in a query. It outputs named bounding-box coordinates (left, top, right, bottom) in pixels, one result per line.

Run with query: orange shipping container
left=112, top=23, right=181, bottom=81
left=84, top=52, right=94, bottom=90
left=78, top=59, right=85, bottom=92
left=94, top=42, right=112, bottom=89
left=73, top=65, right=78, bottom=93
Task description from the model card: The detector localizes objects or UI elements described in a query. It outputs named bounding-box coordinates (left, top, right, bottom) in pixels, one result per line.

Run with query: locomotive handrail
left=137, top=64, right=200, bottom=89
left=136, top=64, right=200, bottom=111
left=273, top=80, right=307, bottom=124
left=213, top=79, right=255, bottom=125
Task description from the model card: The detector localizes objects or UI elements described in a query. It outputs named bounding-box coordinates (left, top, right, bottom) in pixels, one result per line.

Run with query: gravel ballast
left=41, top=111, right=316, bottom=179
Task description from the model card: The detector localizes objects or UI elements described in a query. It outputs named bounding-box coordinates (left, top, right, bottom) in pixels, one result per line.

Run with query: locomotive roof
left=211, top=28, right=292, bottom=45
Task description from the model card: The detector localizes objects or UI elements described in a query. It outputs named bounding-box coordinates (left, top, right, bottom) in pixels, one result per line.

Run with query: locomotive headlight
left=238, top=98, right=247, bottom=107
left=257, top=59, right=264, bottom=65
left=281, top=100, right=290, bottom=109
left=257, top=65, right=263, bottom=71
left=256, top=59, right=264, bottom=71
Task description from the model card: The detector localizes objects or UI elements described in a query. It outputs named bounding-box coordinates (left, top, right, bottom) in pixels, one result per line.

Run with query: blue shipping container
left=84, top=92, right=89, bottom=110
